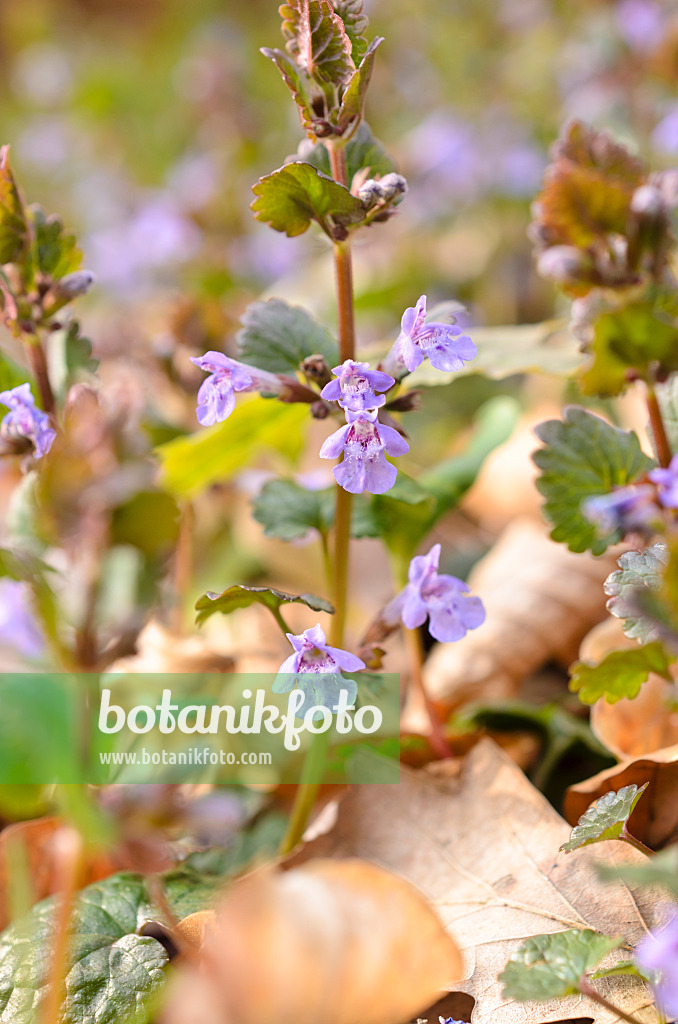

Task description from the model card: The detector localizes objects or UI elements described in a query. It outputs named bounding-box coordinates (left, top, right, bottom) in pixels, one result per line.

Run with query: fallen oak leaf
left=165, top=859, right=462, bottom=1024
left=288, top=739, right=671, bottom=1024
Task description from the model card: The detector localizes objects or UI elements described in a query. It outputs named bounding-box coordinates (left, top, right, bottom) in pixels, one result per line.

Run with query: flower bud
left=377, top=173, right=408, bottom=200
left=536, top=245, right=594, bottom=284
left=357, top=179, right=385, bottom=205
left=53, top=270, right=96, bottom=299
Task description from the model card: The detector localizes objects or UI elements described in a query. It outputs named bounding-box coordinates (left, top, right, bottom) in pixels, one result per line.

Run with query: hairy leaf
left=604, top=544, right=668, bottom=643
left=251, top=162, right=365, bottom=237
left=0, top=147, right=28, bottom=266
left=252, top=478, right=335, bottom=541
left=337, top=37, right=383, bottom=133
left=569, top=643, right=674, bottom=704
left=560, top=784, right=648, bottom=853
left=280, top=0, right=355, bottom=86
left=532, top=406, right=654, bottom=555
left=195, top=583, right=333, bottom=626
left=331, top=0, right=369, bottom=60
left=237, top=297, right=338, bottom=373
left=579, top=302, right=678, bottom=398
left=499, top=930, right=623, bottom=1000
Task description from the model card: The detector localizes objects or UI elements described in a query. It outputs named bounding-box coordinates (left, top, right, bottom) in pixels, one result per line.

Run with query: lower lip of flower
left=416, top=328, right=449, bottom=351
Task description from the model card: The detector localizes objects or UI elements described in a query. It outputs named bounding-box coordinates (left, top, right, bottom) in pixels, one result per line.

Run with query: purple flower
left=190, top=351, right=283, bottom=426
left=650, top=455, right=678, bottom=509
left=583, top=484, right=658, bottom=535
left=635, top=913, right=678, bottom=1019
left=383, top=295, right=478, bottom=376
left=615, top=0, right=664, bottom=54
left=273, top=623, right=365, bottom=719
left=319, top=408, right=409, bottom=495
left=320, top=360, right=394, bottom=413
left=653, top=105, right=678, bottom=156
left=0, top=579, right=44, bottom=659
left=385, top=543, right=485, bottom=643
left=0, top=383, right=55, bottom=459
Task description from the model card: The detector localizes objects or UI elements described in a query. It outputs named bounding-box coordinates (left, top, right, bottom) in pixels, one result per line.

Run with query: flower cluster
left=274, top=624, right=365, bottom=719
left=0, top=383, right=56, bottom=459
left=386, top=543, right=485, bottom=643
left=382, top=294, right=478, bottom=378
left=583, top=457, right=678, bottom=541
left=191, top=351, right=284, bottom=426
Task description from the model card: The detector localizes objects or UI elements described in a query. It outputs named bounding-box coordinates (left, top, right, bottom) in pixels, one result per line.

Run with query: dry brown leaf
left=579, top=617, right=678, bottom=760
left=165, top=859, right=462, bottom=1024
left=289, top=739, right=670, bottom=1024
left=564, top=745, right=678, bottom=851
left=422, top=519, right=618, bottom=711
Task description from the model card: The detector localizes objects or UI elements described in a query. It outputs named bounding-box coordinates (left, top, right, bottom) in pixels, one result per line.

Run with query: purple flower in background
left=273, top=623, right=364, bottom=719
left=385, top=543, right=485, bottom=643
left=0, top=579, right=44, bottom=659
left=635, top=913, right=678, bottom=1019
left=615, top=0, right=664, bottom=53
left=383, top=295, right=478, bottom=376
left=319, top=408, right=409, bottom=494
left=320, top=360, right=394, bottom=412
left=0, top=383, right=55, bottom=458
left=191, top=351, right=282, bottom=426
left=649, top=455, right=678, bottom=509
left=583, top=484, right=658, bottom=535
left=653, top=105, right=678, bottom=155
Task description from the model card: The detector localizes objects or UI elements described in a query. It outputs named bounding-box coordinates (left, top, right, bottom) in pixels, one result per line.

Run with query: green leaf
left=532, top=406, right=654, bottom=555
left=196, top=583, right=333, bottom=626
left=156, top=397, right=308, bottom=499
left=111, top=490, right=180, bottom=558
left=237, top=297, right=338, bottom=374
left=337, top=37, right=382, bottom=133
left=499, top=929, right=623, bottom=1001
left=590, top=961, right=653, bottom=982
left=251, top=162, right=365, bottom=238
left=47, top=321, right=97, bottom=400
left=280, top=0, right=355, bottom=86
left=569, top=642, right=674, bottom=704
left=331, top=0, right=369, bottom=60
left=0, top=869, right=220, bottom=1023
left=301, top=122, right=397, bottom=181
left=604, top=543, right=668, bottom=643
left=560, top=783, right=649, bottom=853
left=252, top=478, right=335, bottom=541
left=0, top=147, right=28, bottom=266
left=579, top=301, right=678, bottom=398
left=407, top=319, right=582, bottom=385
left=27, top=205, right=82, bottom=280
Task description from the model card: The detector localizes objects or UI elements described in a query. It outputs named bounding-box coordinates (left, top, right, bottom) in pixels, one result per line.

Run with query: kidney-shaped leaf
left=559, top=784, right=649, bottom=853
left=195, top=584, right=333, bottom=626
left=499, top=929, right=623, bottom=1000
left=251, top=162, right=365, bottom=238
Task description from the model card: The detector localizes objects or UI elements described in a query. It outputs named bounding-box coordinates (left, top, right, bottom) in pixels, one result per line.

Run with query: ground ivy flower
left=635, top=913, right=678, bottom=1019
left=320, top=360, right=394, bottom=413
left=383, top=295, right=478, bottom=376
left=319, top=408, right=409, bottom=495
left=0, top=579, right=44, bottom=659
left=0, top=383, right=55, bottom=459
left=191, top=351, right=283, bottom=426
left=649, top=455, right=678, bottom=509
left=385, top=543, right=485, bottom=643
left=582, top=484, right=658, bottom=535
left=273, top=624, right=365, bottom=719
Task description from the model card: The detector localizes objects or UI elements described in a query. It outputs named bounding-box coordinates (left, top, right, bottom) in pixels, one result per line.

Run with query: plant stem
left=269, top=605, right=291, bottom=640
left=620, top=826, right=653, bottom=857
left=24, top=333, right=55, bottom=415
left=279, top=141, right=356, bottom=856
left=404, top=625, right=453, bottom=759
left=41, top=829, right=82, bottom=1024
left=578, top=979, right=645, bottom=1024
left=172, top=500, right=194, bottom=634
left=646, top=382, right=672, bottom=468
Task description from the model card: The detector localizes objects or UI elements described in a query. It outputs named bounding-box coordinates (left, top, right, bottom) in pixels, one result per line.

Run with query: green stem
left=24, top=332, right=55, bottom=415
left=620, top=826, right=653, bottom=857
left=578, top=978, right=645, bottom=1024
left=646, top=381, right=672, bottom=468
left=279, top=140, right=356, bottom=856
left=269, top=605, right=291, bottom=640
left=319, top=529, right=332, bottom=595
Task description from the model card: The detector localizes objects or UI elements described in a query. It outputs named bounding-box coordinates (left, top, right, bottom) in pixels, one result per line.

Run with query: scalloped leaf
left=337, top=37, right=383, bottom=133
left=195, top=584, right=333, bottom=626
left=499, top=930, right=624, bottom=1001
left=237, top=297, right=338, bottom=374
left=251, top=162, right=365, bottom=237
left=280, top=0, right=355, bottom=86
left=300, top=122, right=396, bottom=182
left=604, top=543, right=668, bottom=643
left=0, top=146, right=28, bottom=266
left=332, top=0, right=369, bottom=60
left=27, top=205, right=82, bottom=281
left=569, top=642, right=674, bottom=705
left=532, top=406, right=654, bottom=555
left=560, top=784, right=648, bottom=853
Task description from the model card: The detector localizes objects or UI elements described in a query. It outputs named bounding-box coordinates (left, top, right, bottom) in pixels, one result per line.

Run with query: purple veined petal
left=196, top=378, right=236, bottom=426
left=426, top=333, right=478, bottom=372
left=400, top=586, right=429, bottom=629
left=319, top=424, right=350, bottom=459
left=303, top=623, right=328, bottom=649
left=190, top=351, right=232, bottom=374
left=362, top=451, right=398, bottom=494
left=320, top=379, right=342, bottom=401
left=364, top=367, right=396, bottom=392
left=0, top=382, right=34, bottom=409
left=427, top=606, right=469, bottom=643
left=378, top=423, right=410, bottom=457
left=408, top=544, right=441, bottom=586
left=457, top=594, right=486, bottom=629
left=401, top=332, right=425, bottom=372
left=334, top=456, right=368, bottom=494
left=323, top=644, right=366, bottom=673
left=285, top=632, right=307, bottom=654
left=401, top=295, right=427, bottom=336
